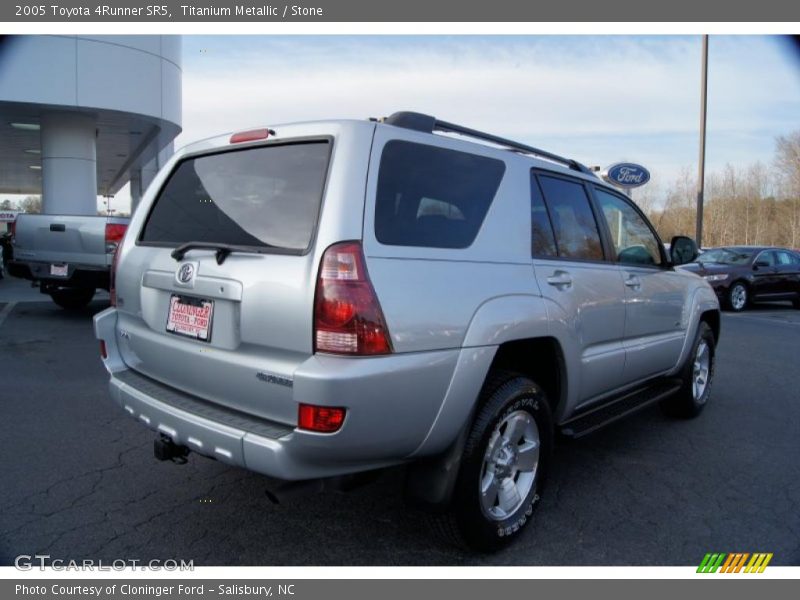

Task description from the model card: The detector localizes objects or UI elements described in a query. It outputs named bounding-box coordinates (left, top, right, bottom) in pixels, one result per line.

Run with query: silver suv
left=94, top=112, right=720, bottom=551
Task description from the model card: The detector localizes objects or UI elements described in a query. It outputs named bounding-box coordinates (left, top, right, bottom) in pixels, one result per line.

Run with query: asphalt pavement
left=1, top=274, right=798, bottom=566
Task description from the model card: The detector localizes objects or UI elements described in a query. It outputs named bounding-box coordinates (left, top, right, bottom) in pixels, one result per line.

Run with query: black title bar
left=2, top=0, right=800, bottom=22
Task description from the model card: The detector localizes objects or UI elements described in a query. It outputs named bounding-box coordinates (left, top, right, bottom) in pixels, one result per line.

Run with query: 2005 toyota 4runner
left=94, top=112, right=720, bottom=551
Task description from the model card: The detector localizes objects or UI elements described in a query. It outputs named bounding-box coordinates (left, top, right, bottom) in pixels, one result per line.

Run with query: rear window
left=374, top=141, right=505, bottom=249
left=140, top=141, right=330, bottom=252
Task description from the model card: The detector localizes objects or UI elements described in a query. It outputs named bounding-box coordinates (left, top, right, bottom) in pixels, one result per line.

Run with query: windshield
left=698, top=248, right=753, bottom=265
left=140, top=141, right=330, bottom=252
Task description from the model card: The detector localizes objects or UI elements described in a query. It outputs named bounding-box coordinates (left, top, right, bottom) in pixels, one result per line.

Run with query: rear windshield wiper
left=171, top=242, right=270, bottom=265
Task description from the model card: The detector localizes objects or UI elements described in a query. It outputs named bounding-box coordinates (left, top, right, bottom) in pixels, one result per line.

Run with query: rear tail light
left=298, top=403, right=346, bottom=433
left=109, top=247, right=120, bottom=307
left=313, top=241, right=392, bottom=355
left=9, top=220, right=16, bottom=241
left=105, top=223, right=127, bottom=254
left=99, top=340, right=107, bottom=359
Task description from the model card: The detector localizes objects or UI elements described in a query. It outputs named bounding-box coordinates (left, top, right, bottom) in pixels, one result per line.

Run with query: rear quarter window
left=374, top=140, right=506, bottom=249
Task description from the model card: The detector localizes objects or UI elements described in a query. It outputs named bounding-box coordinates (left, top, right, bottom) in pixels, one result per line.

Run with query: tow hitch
left=154, top=435, right=190, bottom=464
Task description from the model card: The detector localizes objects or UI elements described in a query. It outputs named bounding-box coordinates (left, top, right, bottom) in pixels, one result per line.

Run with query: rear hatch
left=114, top=138, right=333, bottom=425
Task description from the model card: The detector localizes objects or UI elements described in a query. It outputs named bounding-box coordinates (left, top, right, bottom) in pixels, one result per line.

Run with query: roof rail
left=381, top=111, right=596, bottom=176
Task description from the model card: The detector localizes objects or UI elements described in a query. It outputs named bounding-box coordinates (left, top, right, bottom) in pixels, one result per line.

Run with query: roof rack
left=380, top=111, right=596, bottom=176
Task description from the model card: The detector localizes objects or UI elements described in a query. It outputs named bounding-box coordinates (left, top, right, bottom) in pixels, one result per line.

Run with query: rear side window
left=374, top=141, right=505, bottom=249
left=530, top=175, right=558, bottom=257
left=140, top=141, right=330, bottom=252
left=535, top=175, right=604, bottom=261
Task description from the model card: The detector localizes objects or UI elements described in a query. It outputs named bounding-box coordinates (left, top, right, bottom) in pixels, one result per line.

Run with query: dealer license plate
left=166, top=295, right=214, bottom=342
left=50, top=263, right=68, bottom=277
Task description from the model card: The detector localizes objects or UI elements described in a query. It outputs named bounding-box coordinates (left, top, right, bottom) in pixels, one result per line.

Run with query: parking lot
left=1, top=275, right=798, bottom=566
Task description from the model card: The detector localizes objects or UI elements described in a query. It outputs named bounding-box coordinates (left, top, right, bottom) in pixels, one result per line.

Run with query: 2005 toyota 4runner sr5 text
left=94, top=112, right=720, bottom=551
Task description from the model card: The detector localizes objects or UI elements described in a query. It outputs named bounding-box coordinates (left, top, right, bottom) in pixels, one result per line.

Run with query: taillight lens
left=9, top=220, right=16, bottom=241
left=105, top=223, right=127, bottom=254
left=100, top=340, right=107, bottom=359
left=314, top=241, right=392, bottom=355
left=109, top=247, right=120, bottom=307
left=298, top=403, right=346, bottom=433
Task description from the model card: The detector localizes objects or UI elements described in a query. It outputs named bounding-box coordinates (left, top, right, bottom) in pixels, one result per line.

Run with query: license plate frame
left=166, top=294, right=214, bottom=342
left=50, top=263, right=68, bottom=277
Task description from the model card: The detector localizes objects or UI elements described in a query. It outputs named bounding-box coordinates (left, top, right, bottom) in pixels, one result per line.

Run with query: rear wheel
left=49, top=287, right=95, bottom=310
left=661, top=321, right=716, bottom=418
left=432, top=372, right=553, bottom=552
left=727, top=282, right=748, bottom=312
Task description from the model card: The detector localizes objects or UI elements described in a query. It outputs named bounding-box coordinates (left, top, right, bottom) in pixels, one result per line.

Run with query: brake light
left=105, top=223, right=127, bottom=254
left=313, top=242, right=392, bottom=355
left=9, top=220, right=15, bottom=241
left=100, top=340, right=107, bottom=359
left=109, top=247, right=120, bottom=307
left=230, top=128, right=270, bottom=144
left=298, top=403, right=346, bottom=433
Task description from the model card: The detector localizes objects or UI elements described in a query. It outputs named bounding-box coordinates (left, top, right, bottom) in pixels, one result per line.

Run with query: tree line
left=635, top=130, right=800, bottom=250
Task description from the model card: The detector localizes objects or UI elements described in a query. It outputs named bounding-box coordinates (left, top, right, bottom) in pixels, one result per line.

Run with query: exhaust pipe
left=154, top=435, right=189, bottom=464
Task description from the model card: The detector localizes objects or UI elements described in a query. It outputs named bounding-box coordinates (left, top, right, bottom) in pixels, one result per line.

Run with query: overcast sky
left=175, top=35, right=800, bottom=187
left=8, top=35, right=797, bottom=214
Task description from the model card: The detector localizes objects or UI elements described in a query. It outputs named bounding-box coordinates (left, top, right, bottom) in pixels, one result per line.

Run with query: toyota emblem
left=177, top=263, right=195, bottom=284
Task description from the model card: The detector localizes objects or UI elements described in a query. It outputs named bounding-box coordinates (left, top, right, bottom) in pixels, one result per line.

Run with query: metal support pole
left=696, top=34, right=709, bottom=247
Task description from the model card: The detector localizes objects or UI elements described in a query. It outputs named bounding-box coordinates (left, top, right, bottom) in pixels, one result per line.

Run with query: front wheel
left=727, top=282, right=748, bottom=312
left=433, top=373, right=553, bottom=552
left=49, top=287, right=95, bottom=310
left=661, top=321, right=716, bottom=418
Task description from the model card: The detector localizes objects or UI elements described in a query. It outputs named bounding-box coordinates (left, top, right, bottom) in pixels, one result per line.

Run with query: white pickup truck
left=9, top=214, right=129, bottom=309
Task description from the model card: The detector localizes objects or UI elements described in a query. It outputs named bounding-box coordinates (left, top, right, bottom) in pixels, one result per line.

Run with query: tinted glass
left=756, top=251, right=776, bottom=266
left=530, top=175, right=557, bottom=257
left=699, top=248, right=753, bottom=265
left=776, top=251, right=797, bottom=266
left=375, top=141, right=505, bottom=248
left=595, top=188, right=662, bottom=266
left=536, top=175, right=603, bottom=260
left=141, top=142, right=330, bottom=251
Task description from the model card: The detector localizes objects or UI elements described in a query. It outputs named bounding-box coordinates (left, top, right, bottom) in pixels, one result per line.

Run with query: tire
left=49, top=287, right=95, bottom=310
left=660, top=321, right=716, bottom=418
left=432, top=372, right=553, bottom=552
left=726, top=282, right=748, bottom=312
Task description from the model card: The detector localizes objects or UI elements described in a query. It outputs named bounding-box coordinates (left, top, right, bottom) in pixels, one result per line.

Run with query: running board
left=560, top=380, right=682, bottom=438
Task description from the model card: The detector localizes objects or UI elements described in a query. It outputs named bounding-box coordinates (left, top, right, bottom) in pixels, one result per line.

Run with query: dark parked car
left=679, top=246, right=800, bottom=311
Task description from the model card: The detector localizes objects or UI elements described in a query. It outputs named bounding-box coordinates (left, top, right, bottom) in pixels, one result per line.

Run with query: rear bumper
left=94, top=307, right=460, bottom=481
left=9, top=259, right=110, bottom=290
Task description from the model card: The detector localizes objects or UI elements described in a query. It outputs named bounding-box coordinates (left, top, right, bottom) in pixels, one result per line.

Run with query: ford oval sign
left=602, top=163, right=651, bottom=188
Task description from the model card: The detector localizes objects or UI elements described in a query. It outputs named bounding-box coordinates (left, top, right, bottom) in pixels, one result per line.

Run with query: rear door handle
left=546, top=271, right=572, bottom=289
left=624, top=275, right=642, bottom=290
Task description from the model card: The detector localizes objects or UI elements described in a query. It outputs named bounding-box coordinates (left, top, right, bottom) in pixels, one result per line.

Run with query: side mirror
left=670, top=235, right=698, bottom=266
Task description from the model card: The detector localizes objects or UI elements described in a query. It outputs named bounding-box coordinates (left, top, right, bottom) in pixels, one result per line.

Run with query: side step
left=560, top=379, right=682, bottom=438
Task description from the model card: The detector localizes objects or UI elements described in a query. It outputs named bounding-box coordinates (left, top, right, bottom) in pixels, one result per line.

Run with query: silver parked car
left=94, top=112, right=720, bottom=551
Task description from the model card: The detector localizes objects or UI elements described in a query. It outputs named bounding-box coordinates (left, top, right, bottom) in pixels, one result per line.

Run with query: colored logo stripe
left=745, top=553, right=773, bottom=573
left=698, top=552, right=773, bottom=573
